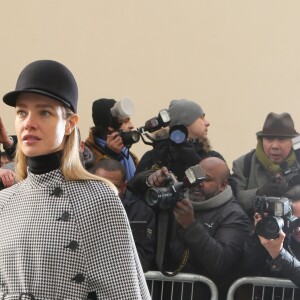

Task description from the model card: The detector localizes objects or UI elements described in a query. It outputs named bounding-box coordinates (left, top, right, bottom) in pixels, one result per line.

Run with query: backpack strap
left=243, top=149, right=255, bottom=179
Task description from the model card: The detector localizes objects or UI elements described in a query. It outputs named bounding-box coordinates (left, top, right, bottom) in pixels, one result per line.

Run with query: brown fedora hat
left=256, top=112, right=299, bottom=138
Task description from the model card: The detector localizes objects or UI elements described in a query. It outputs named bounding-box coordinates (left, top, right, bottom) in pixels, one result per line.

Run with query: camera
left=145, top=165, right=207, bottom=210
left=118, top=130, right=140, bottom=148
left=253, top=195, right=299, bottom=239
left=138, top=109, right=171, bottom=134
left=280, top=165, right=300, bottom=187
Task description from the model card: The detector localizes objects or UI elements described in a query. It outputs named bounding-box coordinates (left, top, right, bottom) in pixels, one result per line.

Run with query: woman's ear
left=65, top=114, right=79, bottom=135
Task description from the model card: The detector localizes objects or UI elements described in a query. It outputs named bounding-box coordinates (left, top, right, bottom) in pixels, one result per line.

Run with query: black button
left=51, top=187, right=63, bottom=197
left=66, top=240, right=79, bottom=251
left=72, top=273, right=85, bottom=283
left=59, top=212, right=70, bottom=221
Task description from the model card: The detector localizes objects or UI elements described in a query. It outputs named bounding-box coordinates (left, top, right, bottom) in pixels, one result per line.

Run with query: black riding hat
left=3, top=60, right=78, bottom=113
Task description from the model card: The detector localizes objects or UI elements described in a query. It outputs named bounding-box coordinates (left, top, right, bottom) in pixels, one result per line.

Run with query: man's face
left=119, top=117, right=134, bottom=132
left=187, top=116, right=210, bottom=140
left=187, top=164, right=224, bottom=202
left=262, top=137, right=293, bottom=163
left=95, top=168, right=127, bottom=199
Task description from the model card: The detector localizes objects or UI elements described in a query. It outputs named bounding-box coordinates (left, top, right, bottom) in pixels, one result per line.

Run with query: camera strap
left=156, top=210, right=189, bottom=277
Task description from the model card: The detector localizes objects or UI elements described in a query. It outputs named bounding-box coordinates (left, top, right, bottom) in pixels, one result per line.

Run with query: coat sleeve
left=267, top=248, right=300, bottom=288
left=73, top=182, right=151, bottom=300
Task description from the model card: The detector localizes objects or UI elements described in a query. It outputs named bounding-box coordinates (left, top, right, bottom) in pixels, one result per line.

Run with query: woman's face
left=15, top=93, right=69, bottom=157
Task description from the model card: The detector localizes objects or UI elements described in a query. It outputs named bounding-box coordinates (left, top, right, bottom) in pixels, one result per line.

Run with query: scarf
left=255, top=139, right=297, bottom=175
left=190, top=186, right=233, bottom=211
left=95, top=136, right=136, bottom=181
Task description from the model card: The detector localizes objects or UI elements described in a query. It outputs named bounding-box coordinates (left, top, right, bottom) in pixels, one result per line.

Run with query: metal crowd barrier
left=226, top=276, right=299, bottom=300
left=144, top=271, right=218, bottom=300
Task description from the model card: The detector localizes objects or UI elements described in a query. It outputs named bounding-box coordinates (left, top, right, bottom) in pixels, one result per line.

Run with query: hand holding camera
left=258, top=230, right=285, bottom=259
left=106, top=132, right=124, bottom=154
left=253, top=195, right=298, bottom=239
left=173, top=198, right=195, bottom=229
left=145, top=165, right=207, bottom=210
left=146, top=166, right=170, bottom=188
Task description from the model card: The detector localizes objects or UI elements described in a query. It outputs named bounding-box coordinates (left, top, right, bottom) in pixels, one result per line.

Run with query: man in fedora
left=231, top=112, right=300, bottom=218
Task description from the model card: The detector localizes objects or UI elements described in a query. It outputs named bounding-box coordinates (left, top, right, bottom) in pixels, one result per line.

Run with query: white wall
left=1, top=1, right=300, bottom=168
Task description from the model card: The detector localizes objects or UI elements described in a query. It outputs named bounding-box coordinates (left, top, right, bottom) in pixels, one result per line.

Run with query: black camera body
left=145, top=165, right=206, bottom=210
left=118, top=130, right=140, bottom=147
left=253, top=195, right=299, bottom=239
left=281, top=165, right=300, bottom=187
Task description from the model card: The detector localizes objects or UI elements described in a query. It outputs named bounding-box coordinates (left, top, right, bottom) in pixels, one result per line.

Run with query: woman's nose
left=24, top=114, right=37, bottom=130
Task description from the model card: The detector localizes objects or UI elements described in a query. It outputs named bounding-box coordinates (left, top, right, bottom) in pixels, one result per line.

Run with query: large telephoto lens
left=255, top=216, right=284, bottom=239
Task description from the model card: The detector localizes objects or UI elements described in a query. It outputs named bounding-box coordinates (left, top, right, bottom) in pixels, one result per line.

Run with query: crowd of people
left=0, top=59, right=299, bottom=300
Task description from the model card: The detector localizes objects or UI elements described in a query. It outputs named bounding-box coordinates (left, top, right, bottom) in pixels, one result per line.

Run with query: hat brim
left=256, top=131, right=299, bottom=138
left=3, top=89, right=72, bottom=110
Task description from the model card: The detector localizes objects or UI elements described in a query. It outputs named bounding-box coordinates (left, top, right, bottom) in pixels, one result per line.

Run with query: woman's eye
left=16, top=110, right=26, bottom=117
left=41, top=111, right=50, bottom=116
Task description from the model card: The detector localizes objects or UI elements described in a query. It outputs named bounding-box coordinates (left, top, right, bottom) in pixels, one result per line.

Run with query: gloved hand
left=256, top=181, right=282, bottom=197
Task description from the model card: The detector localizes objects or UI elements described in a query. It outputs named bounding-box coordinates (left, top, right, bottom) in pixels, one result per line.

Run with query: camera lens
left=169, top=125, right=188, bottom=145
left=145, top=187, right=173, bottom=207
left=255, top=216, right=284, bottom=239
left=119, top=130, right=140, bottom=146
left=145, top=186, right=179, bottom=210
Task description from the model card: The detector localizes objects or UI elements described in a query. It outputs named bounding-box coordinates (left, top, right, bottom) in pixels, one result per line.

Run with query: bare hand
left=173, top=198, right=195, bottom=229
left=0, top=168, right=16, bottom=188
left=258, top=230, right=285, bottom=259
left=106, top=132, right=124, bottom=154
left=147, top=166, right=170, bottom=187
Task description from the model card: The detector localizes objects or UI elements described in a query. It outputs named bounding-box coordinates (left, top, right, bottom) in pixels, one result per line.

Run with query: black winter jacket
left=242, top=232, right=300, bottom=288
left=123, top=190, right=156, bottom=272
left=160, top=187, right=251, bottom=300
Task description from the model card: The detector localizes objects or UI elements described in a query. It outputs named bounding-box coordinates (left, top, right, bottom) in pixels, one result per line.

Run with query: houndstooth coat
left=0, top=169, right=150, bottom=300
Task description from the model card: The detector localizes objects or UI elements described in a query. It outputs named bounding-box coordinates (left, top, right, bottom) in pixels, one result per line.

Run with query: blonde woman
left=0, top=60, right=150, bottom=299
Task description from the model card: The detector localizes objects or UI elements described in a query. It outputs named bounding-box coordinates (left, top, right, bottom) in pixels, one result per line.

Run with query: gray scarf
left=191, top=186, right=233, bottom=211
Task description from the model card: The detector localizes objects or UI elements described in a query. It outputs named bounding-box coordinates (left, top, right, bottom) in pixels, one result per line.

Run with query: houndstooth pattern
left=0, top=169, right=150, bottom=300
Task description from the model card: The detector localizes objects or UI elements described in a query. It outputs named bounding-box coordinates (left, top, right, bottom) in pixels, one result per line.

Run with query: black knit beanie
left=92, top=98, right=121, bottom=130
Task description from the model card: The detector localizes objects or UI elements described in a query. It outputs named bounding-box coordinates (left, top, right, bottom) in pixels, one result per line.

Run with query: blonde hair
left=15, top=107, right=117, bottom=192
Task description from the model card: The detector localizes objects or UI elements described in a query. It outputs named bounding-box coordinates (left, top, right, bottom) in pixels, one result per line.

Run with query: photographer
left=242, top=186, right=300, bottom=289
left=135, top=99, right=224, bottom=180
left=84, top=98, right=139, bottom=180
left=93, top=159, right=155, bottom=272
left=132, top=157, right=250, bottom=300
left=232, top=112, right=300, bottom=218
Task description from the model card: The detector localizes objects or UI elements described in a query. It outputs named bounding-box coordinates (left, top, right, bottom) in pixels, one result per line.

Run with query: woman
left=0, top=60, right=150, bottom=299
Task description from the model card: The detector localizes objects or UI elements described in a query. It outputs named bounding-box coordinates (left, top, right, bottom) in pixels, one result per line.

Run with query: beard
left=187, top=187, right=219, bottom=203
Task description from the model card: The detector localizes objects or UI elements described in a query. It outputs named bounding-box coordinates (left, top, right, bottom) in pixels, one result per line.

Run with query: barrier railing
left=226, top=276, right=299, bottom=300
left=144, top=271, right=218, bottom=300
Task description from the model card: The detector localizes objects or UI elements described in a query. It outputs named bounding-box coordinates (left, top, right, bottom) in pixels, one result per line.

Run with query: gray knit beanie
left=169, top=99, right=205, bottom=127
